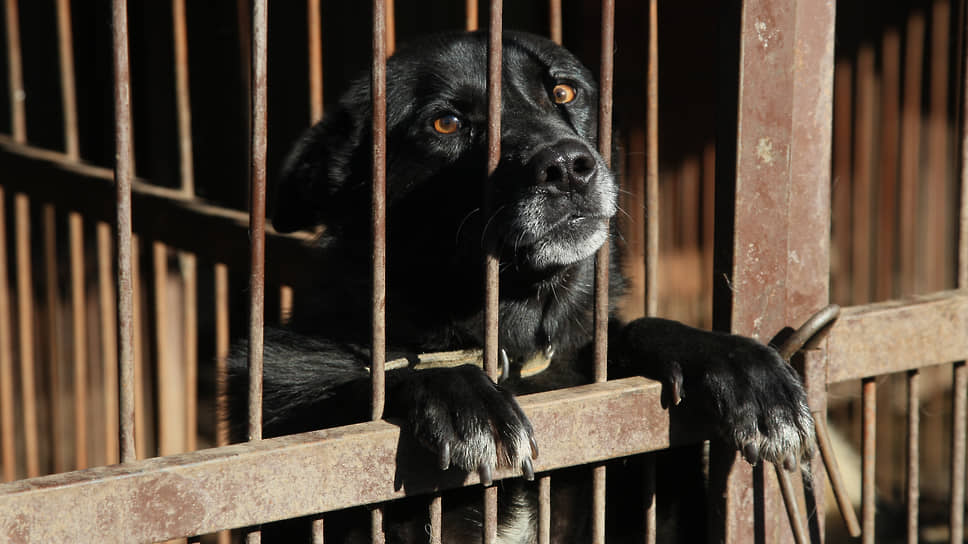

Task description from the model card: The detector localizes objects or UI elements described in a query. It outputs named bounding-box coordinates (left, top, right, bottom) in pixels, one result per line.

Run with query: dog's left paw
left=619, top=318, right=814, bottom=469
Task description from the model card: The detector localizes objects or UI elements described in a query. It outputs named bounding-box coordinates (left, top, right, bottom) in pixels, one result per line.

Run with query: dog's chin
left=518, top=217, right=609, bottom=271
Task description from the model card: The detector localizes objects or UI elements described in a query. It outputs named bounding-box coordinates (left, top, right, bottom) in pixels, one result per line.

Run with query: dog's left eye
left=552, top=84, right=577, bottom=104
left=433, top=115, right=462, bottom=134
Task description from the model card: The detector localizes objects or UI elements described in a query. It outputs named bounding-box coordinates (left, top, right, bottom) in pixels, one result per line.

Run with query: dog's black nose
left=530, top=141, right=596, bottom=193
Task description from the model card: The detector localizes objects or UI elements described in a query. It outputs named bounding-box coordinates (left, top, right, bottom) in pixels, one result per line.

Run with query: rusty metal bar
left=926, top=0, right=951, bottom=292
left=41, top=206, right=66, bottom=474
left=308, top=0, right=323, bottom=122
left=825, top=291, right=968, bottom=383
left=906, top=369, right=920, bottom=544
left=952, top=361, right=966, bottom=544
left=181, top=253, right=198, bottom=452
left=851, top=43, right=875, bottom=304
left=56, top=0, right=79, bottom=157
left=112, top=0, right=137, bottom=465
left=862, top=378, right=876, bottom=544
left=0, top=137, right=314, bottom=287
left=831, top=56, right=852, bottom=305
left=953, top=4, right=968, bottom=540
left=0, top=377, right=699, bottom=542
left=154, top=241, right=178, bottom=456
left=97, top=223, right=119, bottom=466
left=172, top=0, right=193, bottom=195
left=0, top=188, right=14, bottom=482
left=131, top=236, right=146, bottom=459
left=466, top=0, right=478, bottom=31
left=311, top=517, right=324, bottom=543
left=899, top=11, right=925, bottom=296
left=876, top=23, right=900, bottom=302
left=385, top=0, right=395, bottom=56
left=70, top=213, right=88, bottom=469
left=483, top=0, right=502, bottom=539
left=4, top=0, right=25, bottom=141
left=213, top=262, right=231, bottom=544
left=538, top=475, right=550, bottom=544
left=15, top=194, right=39, bottom=478
left=815, top=416, right=861, bottom=537
left=645, top=0, right=659, bottom=320
left=549, top=0, right=561, bottom=44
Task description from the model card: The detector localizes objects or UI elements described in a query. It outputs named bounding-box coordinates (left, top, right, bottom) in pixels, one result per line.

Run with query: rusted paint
left=826, top=291, right=968, bottom=383
left=0, top=378, right=694, bottom=542
left=370, top=0, right=388, bottom=423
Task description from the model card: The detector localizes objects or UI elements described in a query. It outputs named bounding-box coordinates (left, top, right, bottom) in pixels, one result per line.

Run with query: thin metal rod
left=906, top=369, right=920, bottom=544
left=851, top=44, right=875, bottom=304
left=925, top=0, right=950, bottom=291
left=4, top=0, right=25, bottom=141
left=70, top=213, right=87, bottom=469
left=483, top=3, right=502, bottom=541
left=312, top=517, right=325, bottom=543
left=112, top=0, right=137, bottom=465
left=308, top=0, right=323, bottom=122
left=131, top=236, right=145, bottom=459
left=371, top=0, right=388, bottom=423
left=385, top=0, right=395, bottom=56
left=953, top=2, right=968, bottom=538
left=97, top=222, right=119, bottom=466
left=0, top=188, right=15, bottom=482
left=181, top=253, right=197, bottom=451
left=644, top=456, right=656, bottom=544
left=952, top=361, right=966, bottom=544
left=466, top=0, right=478, bottom=31
left=429, top=496, right=441, bottom=544
left=538, top=475, right=551, bottom=544
left=644, top=0, right=659, bottom=319
left=153, top=241, right=177, bottom=456
left=15, top=194, right=39, bottom=478
left=172, top=0, right=194, bottom=195
left=56, top=0, right=79, bottom=158
left=549, top=0, right=561, bottom=44
left=862, top=378, right=876, bottom=543
left=899, top=11, right=925, bottom=296
left=815, top=417, right=862, bottom=537
left=214, top=262, right=231, bottom=544
left=774, top=465, right=808, bottom=544
left=876, top=25, right=900, bottom=301
left=42, top=205, right=65, bottom=474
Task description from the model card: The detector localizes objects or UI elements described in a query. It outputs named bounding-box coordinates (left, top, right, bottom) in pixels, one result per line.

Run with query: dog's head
left=273, top=31, right=617, bottom=275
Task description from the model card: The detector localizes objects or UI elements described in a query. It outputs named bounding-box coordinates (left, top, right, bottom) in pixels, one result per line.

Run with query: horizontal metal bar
left=0, top=136, right=313, bottom=285
left=0, top=377, right=697, bottom=543
left=826, top=290, right=968, bottom=383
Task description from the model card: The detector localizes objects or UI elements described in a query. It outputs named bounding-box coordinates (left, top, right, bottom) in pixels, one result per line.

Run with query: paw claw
left=783, top=453, right=797, bottom=472
left=529, top=435, right=539, bottom=459
left=479, top=463, right=493, bottom=486
left=439, top=441, right=451, bottom=470
left=522, top=456, right=535, bottom=481
left=743, top=443, right=760, bottom=466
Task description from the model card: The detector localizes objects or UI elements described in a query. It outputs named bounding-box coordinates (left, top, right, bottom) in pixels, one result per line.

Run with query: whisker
left=455, top=207, right=481, bottom=246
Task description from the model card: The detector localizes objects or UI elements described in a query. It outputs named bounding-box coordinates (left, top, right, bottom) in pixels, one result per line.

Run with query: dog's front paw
left=391, top=365, right=537, bottom=485
left=620, top=318, right=814, bottom=469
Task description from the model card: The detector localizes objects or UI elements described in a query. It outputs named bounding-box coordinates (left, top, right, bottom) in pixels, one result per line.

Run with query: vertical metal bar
left=15, top=195, right=39, bottom=478
left=645, top=0, right=659, bottom=321
left=308, top=0, right=323, bottom=122
left=214, top=262, right=230, bottom=544
left=428, top=496, right=442, bottom=544
left=538, top=476, right=551, bottom=544
left=172, top=0, right=193, bottom=195
left=549, top=0, right=562, bottom=44
left=831, top=57, right=853, bottom=305
left=925, top=0, right=950, bottom=292
left=712, top=0, right=834, bottom=541
left=466, top=0, right=478, bottom=32
left=483, top=2, right=502, bottom=542
left=131, top=235, right=146, bottom=459
left=112, top=0, right=137, bottom=465
left=97, top=223, right=119, bottom=466
left=952, top=5, right=968, bottom=541
left=4, top=0, right=25, bottom=141
left=56, top=0, right=79, bottom=158
left=876, top=24, right=901, bottom=302
left=42, top=206, right=66, bottom=474
left=385, top=0, right=395, bottom=57
left=899, top=11, right=925, bottom=296
left=371, top=1, right=389, bottom=543
left=591, top=3, right=614, bottom=543
left=246, top=1, right=268, bottom=542
left=0, top=188, right=15, bottom=482
left=311, top=517, right=325, bottom=543
left=862, top=378, right=876, bottom=544
left=851, top=44, right=875, bottom=305
left=906, top=370, right=920, bottom=544
left=154, top=241, right=179, bottom=456
left=70, top=214, right=88, bottom=469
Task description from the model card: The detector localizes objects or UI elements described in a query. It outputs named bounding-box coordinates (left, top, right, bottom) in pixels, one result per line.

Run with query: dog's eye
left=552, top=84, right=577, bottom=104
left=433, top=115, right=461, bottom=134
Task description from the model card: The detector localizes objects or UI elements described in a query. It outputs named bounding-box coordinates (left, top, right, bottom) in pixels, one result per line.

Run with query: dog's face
left=273, top=31, right=617, bottom=276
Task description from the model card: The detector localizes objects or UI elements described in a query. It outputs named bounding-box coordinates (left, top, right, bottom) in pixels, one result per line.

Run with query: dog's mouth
left=511, top=211, right=611, bottom=270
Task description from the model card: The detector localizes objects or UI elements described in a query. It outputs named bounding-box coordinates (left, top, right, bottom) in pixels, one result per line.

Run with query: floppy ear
left=271, top=106, right=362, bottom=233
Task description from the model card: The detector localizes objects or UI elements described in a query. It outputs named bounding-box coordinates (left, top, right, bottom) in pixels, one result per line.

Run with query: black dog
left=230, top=30, right=813, bottom=542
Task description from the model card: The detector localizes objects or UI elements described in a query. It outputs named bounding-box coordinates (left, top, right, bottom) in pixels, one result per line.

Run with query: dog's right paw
left=392, top=365, right=537, bottom=485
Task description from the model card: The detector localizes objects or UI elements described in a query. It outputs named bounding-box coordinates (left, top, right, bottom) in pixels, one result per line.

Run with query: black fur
left=229, top=31, right=813, bottom=543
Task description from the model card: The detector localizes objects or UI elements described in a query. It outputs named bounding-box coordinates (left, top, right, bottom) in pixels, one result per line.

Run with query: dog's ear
left=271, top=106, right=363, bottom=233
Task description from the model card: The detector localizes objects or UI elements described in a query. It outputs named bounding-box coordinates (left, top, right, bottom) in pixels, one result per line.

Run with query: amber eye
left=433, top=115, right=461, bottom=134
left=552, top=84, right=577, bottom=104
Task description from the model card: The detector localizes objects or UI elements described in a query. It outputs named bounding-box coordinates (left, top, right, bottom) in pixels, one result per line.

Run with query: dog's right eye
left=433, top=115, right=461, bottom=134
